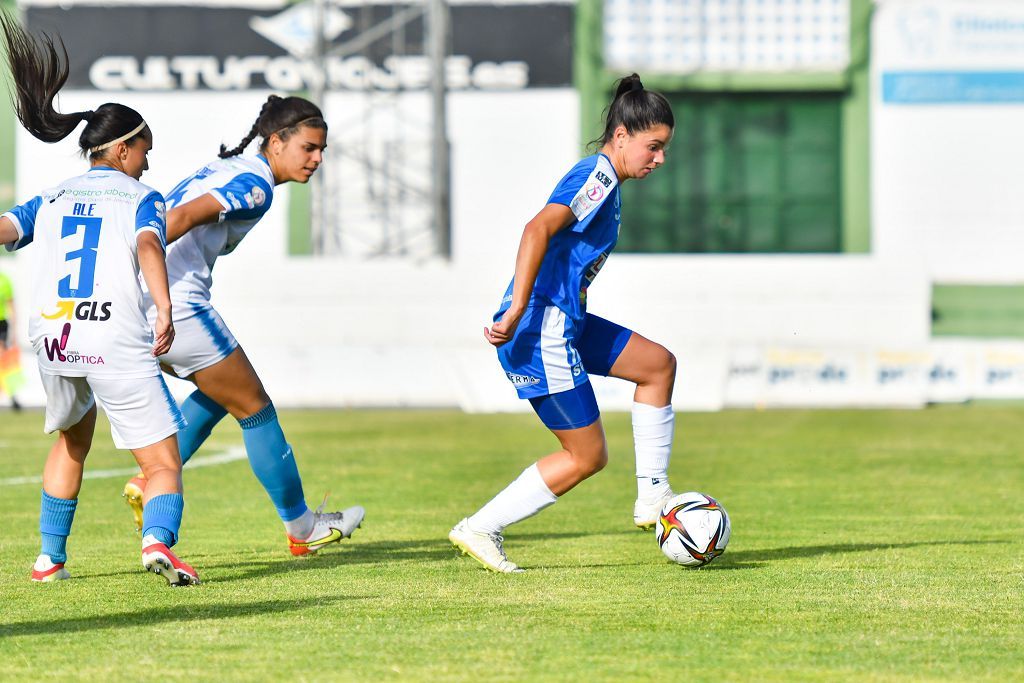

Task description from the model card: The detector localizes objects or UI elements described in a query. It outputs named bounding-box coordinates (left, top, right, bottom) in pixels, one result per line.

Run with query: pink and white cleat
left=142, top=535, right=200, bottom=586
left=30, top=554, right=70, bottom=582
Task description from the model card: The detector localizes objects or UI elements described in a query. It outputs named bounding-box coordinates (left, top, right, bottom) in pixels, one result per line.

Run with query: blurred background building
left=3, top=0, right=1024, bottom=411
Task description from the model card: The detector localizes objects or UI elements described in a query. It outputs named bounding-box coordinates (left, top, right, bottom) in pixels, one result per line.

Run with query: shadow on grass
left=713, top=539, right=1009, bottom=569
left=0, top=595, right=362, bottom=640
left=201, top=538, right=457, bottom=582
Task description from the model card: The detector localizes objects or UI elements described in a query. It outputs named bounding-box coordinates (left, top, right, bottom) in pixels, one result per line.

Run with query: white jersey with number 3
left=2, top=167, right=167, bottom=379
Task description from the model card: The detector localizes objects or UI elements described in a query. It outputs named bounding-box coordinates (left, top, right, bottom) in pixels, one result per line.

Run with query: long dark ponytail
left=219, top=95, right=327, bottom=158
left=0, top=12, right=148, bottom=157
left=590, top=73, right=674, bottom=150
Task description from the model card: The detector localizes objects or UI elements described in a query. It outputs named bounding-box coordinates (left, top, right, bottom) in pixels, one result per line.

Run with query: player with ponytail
left=120, top=94, right=365, bottom=557
left=450, top=74, right=678, bottom=572
left=0, top=13, right=198, bottom=585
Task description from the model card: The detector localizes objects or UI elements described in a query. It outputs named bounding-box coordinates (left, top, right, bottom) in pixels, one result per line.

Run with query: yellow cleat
left=122, top=475, right=146, bottom=533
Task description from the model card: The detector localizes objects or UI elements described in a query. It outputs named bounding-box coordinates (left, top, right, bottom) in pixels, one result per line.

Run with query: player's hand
left=484, top=309, right=523, bottom=347
left=152, top=308, right=174, bottom=357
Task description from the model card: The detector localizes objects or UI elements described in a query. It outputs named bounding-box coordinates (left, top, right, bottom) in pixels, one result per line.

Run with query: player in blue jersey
left=0, top=14, right=198, bottom=585
left=120, top=94, right=365, bottom=556
left=450, top=74, right=678, bottom=572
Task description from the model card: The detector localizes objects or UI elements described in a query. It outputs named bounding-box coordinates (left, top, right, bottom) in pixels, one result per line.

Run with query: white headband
left=89, top=121, right=147, bottom=154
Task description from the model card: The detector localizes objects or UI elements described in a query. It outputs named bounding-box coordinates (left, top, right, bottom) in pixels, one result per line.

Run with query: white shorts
left=41, top=372, right=186, bottom=450
left=154, top=302, right=239, bottom=378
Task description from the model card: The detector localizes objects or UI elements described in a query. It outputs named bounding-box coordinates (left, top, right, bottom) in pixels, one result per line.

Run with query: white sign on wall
left=604, top=0, right=849, bottom=73
left=873, top=0, right=1024, bottom=283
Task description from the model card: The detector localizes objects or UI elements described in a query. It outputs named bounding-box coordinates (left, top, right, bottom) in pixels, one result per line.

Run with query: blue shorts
left=497, top=308, right=633, bottom=428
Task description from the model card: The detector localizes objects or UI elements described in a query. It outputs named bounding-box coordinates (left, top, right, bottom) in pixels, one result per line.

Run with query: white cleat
left=30, top=554, right=70, bottom=583
left=449, top=518, right=523, bottom=574
left=288, top=503, right=365, bottom=556
left=633, top=490, right=676, bottom=530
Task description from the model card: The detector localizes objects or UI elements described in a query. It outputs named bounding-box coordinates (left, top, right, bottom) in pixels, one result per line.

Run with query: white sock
left=633, top=402, right=674, bottom=503
left=284, top=509, right=314, bottom=539
left=467, top=463, right=558, bottom=535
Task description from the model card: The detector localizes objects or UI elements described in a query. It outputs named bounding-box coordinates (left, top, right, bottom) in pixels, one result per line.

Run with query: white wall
left=7, top=87, right=937, bottom=411
left=872, top=0, right=1024, bottom=283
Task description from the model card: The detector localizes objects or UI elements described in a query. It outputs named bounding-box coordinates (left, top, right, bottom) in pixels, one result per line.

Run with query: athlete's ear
left=613, top=124, right=629, bottom=147
left=267, top=133, right=283, bottom=155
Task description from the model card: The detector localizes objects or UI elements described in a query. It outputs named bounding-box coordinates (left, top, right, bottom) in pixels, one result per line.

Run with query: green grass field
left=1, top=407, right=1022, bottom=681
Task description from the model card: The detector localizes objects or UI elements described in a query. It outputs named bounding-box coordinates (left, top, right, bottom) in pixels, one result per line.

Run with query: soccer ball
left=655, top=491, right=731, bottom=567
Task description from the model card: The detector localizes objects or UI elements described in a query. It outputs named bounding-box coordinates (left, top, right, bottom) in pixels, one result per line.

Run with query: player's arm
left=165, top=194, right=224, bottom=244
left=484, top=203, right=576, bottom=346
left=137, top=231, right=175, bottom=356
left=0, top=215, right=18, bottom=247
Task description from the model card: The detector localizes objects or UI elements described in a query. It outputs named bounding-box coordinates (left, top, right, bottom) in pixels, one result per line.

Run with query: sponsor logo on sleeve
left=570, top=193, right=595, bottom=219
left=251, top=186, right=266, bottom=207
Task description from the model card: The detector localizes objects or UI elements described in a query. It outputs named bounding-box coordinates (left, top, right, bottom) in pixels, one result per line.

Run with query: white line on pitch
left=0, top=446, right=247, bottom=487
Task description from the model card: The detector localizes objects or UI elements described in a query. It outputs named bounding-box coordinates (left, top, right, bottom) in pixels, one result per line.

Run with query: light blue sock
left=239, top=403, right=309, bottom=522
left=142, top=493, right=183, bottom=547
left=40, top=490, right=77, bottom=564
left=178, top=390, right=228, bottom=465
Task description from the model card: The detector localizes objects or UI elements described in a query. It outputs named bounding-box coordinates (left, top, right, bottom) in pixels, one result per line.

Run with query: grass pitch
left=0, top=406, right=1022, bottom=681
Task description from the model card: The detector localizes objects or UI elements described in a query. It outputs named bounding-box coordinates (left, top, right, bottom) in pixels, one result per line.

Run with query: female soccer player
left=121, top=95, right=364, bottom=555
left=0, top=14, right=198, bottom=585
left=449, top=74, right=678, bottom=572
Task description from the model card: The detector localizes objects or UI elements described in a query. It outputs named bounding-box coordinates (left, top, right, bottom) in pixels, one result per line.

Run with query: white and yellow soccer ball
left=655, top=491, right=731, bottom=567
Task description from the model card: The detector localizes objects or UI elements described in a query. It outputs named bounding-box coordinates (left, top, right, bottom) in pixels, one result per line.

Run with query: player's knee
left=139, top=451, right=182, bottom=479
left=575, top=444, right=608, bottom=478
left=662, top=348, right=677, bottom=382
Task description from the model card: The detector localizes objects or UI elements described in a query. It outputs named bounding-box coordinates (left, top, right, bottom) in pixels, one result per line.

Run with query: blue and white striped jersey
left=159, top=154, right=274, bottom=304
left=495, top=153, right=621, bottom=325
left=2, top=167, right=166, bottom=378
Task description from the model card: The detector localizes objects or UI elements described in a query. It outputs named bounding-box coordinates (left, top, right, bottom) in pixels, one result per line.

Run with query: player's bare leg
left=132, top=435, right=198, bottom=586
left=194, top=348, right=364, bottom=555
left=33, top=406, right=96, bottom=582
left=451, top=420, right=607, bottom=573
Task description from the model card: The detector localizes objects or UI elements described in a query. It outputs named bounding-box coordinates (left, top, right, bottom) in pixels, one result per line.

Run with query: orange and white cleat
left=142, top=535, right=200, bottom=587
left=30, top=554, right=70, bottom=583
left=122, top=474, right=147, bottom=532
left=287, top=502, right=365, bottom=557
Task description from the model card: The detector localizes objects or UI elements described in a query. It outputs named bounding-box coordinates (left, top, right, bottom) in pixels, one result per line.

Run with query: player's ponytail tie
left=630, top=78, right=644, bottom=92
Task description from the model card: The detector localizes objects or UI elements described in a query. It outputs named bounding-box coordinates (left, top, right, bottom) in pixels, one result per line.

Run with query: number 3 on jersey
left=59, top=215, right=102, bottom=298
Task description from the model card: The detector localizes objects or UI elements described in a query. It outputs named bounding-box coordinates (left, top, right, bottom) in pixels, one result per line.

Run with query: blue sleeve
left=135, top=191, right=167, bottom=247
left=3, top=195, right=42, bottom=251
left=547, top=158, right=597, bottom=208
left=209, top=172, right=273, bottom=222
left=547, top=156, right=616, bottom=234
